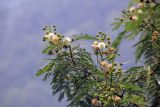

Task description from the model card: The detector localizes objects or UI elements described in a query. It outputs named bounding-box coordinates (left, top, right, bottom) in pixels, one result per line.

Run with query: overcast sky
left=0, top=0, right=140, bottom=107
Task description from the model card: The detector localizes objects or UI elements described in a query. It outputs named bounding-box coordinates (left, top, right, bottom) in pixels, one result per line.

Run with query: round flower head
left=44, top=32, right=55, bottom=41
left=98, top=42, right=106, bottom=49
left=63, top=37, right=71, bottom=45
left=129, top=7, right=136, bottom=12
left=100, top=61, right=109, bottom=72
left=51, top=35, right=60, bottom=45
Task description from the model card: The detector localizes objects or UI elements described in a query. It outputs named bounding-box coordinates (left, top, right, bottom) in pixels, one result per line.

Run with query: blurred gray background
left=0, top=0, right=139, bottom=107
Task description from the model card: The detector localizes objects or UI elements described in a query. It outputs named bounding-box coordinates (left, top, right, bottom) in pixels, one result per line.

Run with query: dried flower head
left=100, top=61, right=109, bottom=69
left=51, top=35, right=60, bottom=45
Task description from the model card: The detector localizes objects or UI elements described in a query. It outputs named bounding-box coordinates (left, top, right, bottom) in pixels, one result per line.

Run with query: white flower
left=129, top=7, right=136, bottom=12
left=48, top=32, right=56, bottom=37
left=138, top=10, right=142, bottom=14
left=98, top=42, right=105, bottom=49
left=63, top=37, right=71, bottom=45
left=44, top=32, right=56, bottom=41
left=64, top=37, right=71, bottom=42
left=44, top=34, right=51, bottom=39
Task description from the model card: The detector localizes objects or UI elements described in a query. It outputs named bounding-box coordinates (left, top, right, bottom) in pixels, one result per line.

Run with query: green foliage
left=111, top=31, right=126, bottom=49
left=112, top=0, right=160, bottom=106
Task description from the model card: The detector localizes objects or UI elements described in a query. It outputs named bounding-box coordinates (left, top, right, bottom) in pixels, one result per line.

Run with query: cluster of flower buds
left=92, top=41, right=106, bottom=50
left=105, top=95, right=121, bottom=103
left=100, top=61, right=113, bottom=72
left=92, top=32, right=115, bottom=55
left=151, top=31, right=159, bottom=42
left=100, top=61, right=122, bottom=73
left=92, top=94, right=122, bottom=106
left=43, top=26, right=72, bottom=47
left=128, top=1, right=144, bottom=21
